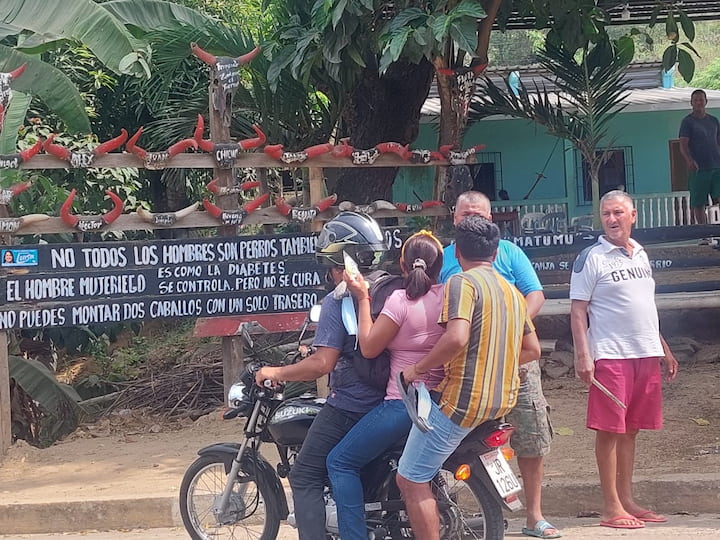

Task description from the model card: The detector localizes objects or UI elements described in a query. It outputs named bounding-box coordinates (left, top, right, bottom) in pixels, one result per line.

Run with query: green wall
left=393, top=106, right=720, bottom=215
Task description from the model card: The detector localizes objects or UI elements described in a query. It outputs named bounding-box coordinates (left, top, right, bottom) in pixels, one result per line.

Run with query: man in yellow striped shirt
left=397, top=215, right=541, bottom=540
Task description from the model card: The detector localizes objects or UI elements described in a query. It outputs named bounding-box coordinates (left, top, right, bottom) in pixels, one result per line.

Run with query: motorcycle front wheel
left=179, top=454, right=281, bottom=540
left=432, top=467, right=505, bottom=540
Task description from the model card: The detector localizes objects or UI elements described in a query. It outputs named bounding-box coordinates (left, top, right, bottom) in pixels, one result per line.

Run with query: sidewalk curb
left=2, top=477, right=719, bottom=534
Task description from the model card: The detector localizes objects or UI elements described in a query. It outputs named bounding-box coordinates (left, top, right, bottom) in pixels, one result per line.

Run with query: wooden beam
left=538, top=291, right=720, bottom=316
left=194, top=313, right=309, bottom=337
left=0, top=331, right=10, bottom=459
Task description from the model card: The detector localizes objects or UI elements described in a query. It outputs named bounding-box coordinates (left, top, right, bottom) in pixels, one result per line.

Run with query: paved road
left=2, top=514, right=719, bottom=539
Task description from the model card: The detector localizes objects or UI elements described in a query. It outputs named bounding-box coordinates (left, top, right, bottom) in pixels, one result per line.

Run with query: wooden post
left=0, top=331, right=10, bottom=458
left=308, top=167, right=330, bottom=397
left=208, top=67, right=244, bottom=403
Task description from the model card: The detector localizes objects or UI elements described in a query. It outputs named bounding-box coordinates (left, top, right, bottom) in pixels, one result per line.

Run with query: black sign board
left=0, top=233, right=325, bottom=330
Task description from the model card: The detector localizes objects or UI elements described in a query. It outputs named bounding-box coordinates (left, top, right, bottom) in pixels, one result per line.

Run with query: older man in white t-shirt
left=570, top=190, right=678, bottom=531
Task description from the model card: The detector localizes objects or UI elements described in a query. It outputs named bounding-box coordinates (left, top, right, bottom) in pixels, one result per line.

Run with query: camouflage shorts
left=504, top=361, right=553, bottom=457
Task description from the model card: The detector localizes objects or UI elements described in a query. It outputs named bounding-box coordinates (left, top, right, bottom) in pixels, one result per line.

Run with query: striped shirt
left=436, top=266, right=534, bottom=428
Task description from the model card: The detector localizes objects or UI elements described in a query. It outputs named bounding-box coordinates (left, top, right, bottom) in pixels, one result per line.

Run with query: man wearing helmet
left=256, top=211, right=389, bottom=540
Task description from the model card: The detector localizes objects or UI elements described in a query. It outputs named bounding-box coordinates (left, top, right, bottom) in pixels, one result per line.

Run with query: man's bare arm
left=524, top=290, right=545, bottom=320
left=256, top=346, right=340, bottom=386
left=520, top=330, right=541, bottom=365
left=678, top=137, right=698, bottom=171
left=570, top=299, right=594, bottom=385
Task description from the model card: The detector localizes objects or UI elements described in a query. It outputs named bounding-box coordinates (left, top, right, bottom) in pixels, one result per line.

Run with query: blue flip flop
left=521, top=519, right=562, bottom=538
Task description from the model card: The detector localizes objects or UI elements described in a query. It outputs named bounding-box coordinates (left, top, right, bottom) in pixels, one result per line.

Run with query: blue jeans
left=289, top=404, right=365, bottom=540
left=326, top=399, right=411, bottom=540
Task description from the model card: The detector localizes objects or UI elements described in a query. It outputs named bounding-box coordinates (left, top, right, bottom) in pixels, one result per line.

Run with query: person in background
left=326, top=230, right=446, bottom=540
left=570, top=190, right=678, bottom=530
left=396, top=215, right=541, bottom=540
left=678, top=88, right=720, bottom=226
left=255, top=211, right=388, bottom=540
left=440, top=191, right=560, bottom=538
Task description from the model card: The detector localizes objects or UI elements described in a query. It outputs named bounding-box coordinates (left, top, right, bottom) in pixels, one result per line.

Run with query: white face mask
left=341, top=295, right=358, bottom=337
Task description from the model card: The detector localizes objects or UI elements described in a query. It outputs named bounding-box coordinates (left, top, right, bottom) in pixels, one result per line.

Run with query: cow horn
left=8, top=64, right=26, bottom=79
left=275, top=197, right=293, bottom=217
left=315, top=194, right=337, bottom=212
left=244, top=193, right=269, bottom=214
left=303, top=143, right=334, bottom=158
left=93, top=129, right=129, bottom=156
left=174, top=202, right=199, bottom=220
left=19, top=214, right=51, bottom=226
left=263, top=144, right=284, bottom=160
left=43, top=134, right=71, bottom=161
left=60, top=189, right=79, bottom=227
left=166, top=138, right=198, bottom=157
left=101, top=191, right=124, bottom=224
left=10, top=181, right=32, bottom=195
left=202, top=198, right=223, bottom=218
left=18, top=139, right=43, bottom=163
left=236, top=46, right=261, bottom=65
left=190, top=42, right=217, bottom=66
left=126, top=127, right=147, bottom=159
left=193, top=115, right=213, bottom=152
left=136, top=207, right=154, bottom=224
left=238, top=125, right=266, bottom=150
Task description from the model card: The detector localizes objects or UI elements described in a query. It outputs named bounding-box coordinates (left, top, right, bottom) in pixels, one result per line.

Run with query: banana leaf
left=0, top=44, right=91, bottom=133
left=9, top=355, right=84, bottom=448
left=1, top=0, right=150, bottom=77
left=103, top=0, right=220, bottom=32
left=0, top=89, right=31, bottom=184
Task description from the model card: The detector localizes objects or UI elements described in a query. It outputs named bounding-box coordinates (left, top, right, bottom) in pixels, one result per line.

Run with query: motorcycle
left=179, top=306, right=524, bottom=540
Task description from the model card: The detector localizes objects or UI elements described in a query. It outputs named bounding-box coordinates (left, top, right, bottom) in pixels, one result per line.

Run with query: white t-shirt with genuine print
left=569, top=236, right=663, bottom=360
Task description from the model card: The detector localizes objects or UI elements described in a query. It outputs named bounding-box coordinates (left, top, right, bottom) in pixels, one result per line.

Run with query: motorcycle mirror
left=308, top=304, right=322, bottom=323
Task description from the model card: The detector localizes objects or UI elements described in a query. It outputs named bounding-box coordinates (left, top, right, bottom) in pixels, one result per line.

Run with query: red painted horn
left=275, top=197, right=293, bottom=217
left=94, top=129, right=128, bottom=156
left=190, top=43, right=217, bottom=66
left=331, top=140, right=354, bottom=158
left=437, top=67, right=454, bottom=76
left=244, top=193, right=269, bottom=214
left=60, top=189, right=80, bottom=227
left=19, top=140, right=43, bottom=162
left=10, top=181, right=32, bottom=195
left=238, top=125, right=266, bottom=150
left=237, top=46, right=261, bottom=65
left=206, top=178, right=220, bottom=194
left=241, top=181, right=260, bottom=191
left=101, top=191, right=124, bottom=224
left=439, top=144, right=454, bottom=156
left=263, top=144, right=284, bottom=160
left=8, top=64, right=26, bottom=79
left=315, top=194, right=337, bottom=212
left=202, top=198, right=223, bottom=218
left=43, top=134, right=72, bottom=161
left=166, top=138, right=198, bottom=157
left=126, top=127, right=147, bottom=159
left=376, top=142, right=410, bottom=159
left=303, top=143, right=334, bottom=158
left=193, top=115, right=214, bottom=152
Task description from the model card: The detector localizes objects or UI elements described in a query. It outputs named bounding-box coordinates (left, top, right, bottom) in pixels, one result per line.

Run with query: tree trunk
left=335, top=58, right=434, bottom=203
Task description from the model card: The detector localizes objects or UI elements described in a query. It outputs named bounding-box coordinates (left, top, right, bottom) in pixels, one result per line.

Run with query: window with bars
left=576, top=147, right=635, bottom=204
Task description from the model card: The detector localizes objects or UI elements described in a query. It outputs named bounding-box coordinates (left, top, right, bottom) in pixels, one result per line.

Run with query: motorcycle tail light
left=501, top=447, right=515, bottom=461
left=454, top=463, right=472, bottom=481
left=483, top=426, right=514, bottom=447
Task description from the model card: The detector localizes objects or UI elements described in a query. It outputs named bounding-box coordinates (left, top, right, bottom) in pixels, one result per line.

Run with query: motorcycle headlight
left=228, top=382, right=249, bottom=407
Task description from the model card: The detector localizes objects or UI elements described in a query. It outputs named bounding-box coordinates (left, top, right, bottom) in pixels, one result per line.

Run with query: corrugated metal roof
left=421, top=66, right=720, bottom=118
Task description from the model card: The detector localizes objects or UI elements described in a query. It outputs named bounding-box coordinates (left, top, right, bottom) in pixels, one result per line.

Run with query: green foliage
left=9, top=355, right=83, bottom=448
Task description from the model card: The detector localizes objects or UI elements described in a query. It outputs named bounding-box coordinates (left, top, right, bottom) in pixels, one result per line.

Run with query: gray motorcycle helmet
left=316, top=211, right=388, bottom=269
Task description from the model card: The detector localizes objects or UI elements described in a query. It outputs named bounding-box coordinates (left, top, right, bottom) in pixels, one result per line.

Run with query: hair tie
left=412, top=258, right=427, bottom=270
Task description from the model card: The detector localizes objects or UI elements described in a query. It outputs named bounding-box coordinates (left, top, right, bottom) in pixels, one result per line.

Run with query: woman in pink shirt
left=326, top=230, right=445, bottom=540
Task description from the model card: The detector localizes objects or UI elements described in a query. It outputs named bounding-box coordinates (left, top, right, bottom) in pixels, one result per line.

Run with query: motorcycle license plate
left=479, top=449, right=522, bottom=498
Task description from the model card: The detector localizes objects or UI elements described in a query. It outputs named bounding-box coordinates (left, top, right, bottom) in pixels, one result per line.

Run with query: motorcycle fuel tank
left=267, top=396, right=324, bottom=446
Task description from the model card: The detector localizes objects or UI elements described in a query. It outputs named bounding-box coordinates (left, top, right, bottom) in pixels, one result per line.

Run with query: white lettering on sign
left=19, top=308, right=66, bottom=328
left=72, top=304, right=121, bottom=324
left=81, top=247, right=128, bottom=268
left=278, top=236, right=317, bottom=256
left=70, top=152, right=94, bottom=168
left=162, top=243, right=216, bottom=264
left=133, top=245, right=158, bottom=265
left=272, top=292, right=318, bottom=311
left=149, top=298, right=202, bottom=318
left=0, top=218, right=21, bottom=232
left=23, top=277, right=76, bottom=300
left=512, top=234, right=575, bottom=248
left=78, top=274, right=146, bottom=296
left=51, top=247, right=76, bottom=268
left=650, top=259, right=673, bottom=269
left=0, top=155, right=19, bottom=169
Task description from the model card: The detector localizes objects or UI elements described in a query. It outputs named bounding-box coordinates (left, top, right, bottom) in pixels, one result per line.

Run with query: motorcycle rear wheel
left=433, top=467, right=505, bottom=540
left=179, top=454, right=281, bottom=540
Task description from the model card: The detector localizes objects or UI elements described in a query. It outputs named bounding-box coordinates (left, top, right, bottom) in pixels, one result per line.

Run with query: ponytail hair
left=400, top=230, right=444, bottom=300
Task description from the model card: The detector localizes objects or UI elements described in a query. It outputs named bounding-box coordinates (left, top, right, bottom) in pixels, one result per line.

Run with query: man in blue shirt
left=440, top=191, right=561, bottom=539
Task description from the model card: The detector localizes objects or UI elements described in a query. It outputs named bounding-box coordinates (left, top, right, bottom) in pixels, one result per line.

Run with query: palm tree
left=470, top=36, right=634, bottom=225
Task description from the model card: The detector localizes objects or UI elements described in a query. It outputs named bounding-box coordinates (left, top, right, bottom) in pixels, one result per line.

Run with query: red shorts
left=587, top=357, right=663, bottom=433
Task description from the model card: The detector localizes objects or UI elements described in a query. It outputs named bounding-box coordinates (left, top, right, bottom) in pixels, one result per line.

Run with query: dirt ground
left=1, top=359, right=718, bottom=505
